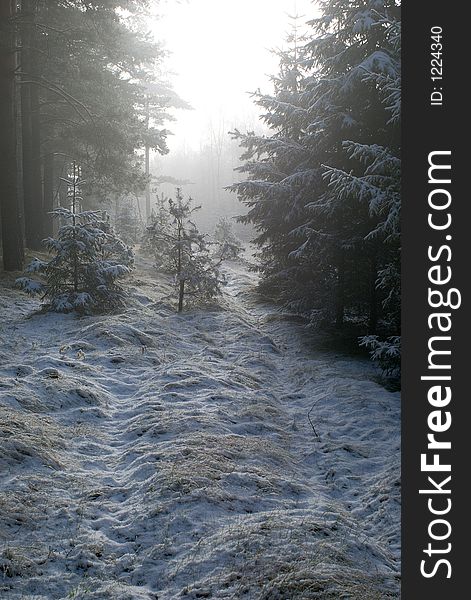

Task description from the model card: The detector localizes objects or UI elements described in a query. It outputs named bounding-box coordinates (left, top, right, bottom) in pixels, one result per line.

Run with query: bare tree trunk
left=145, top=144, right=150, bottom=220
left=43, top=150, right=54, bottom=238
left=20, top=80, right=34, bottom=240
left=20, top=0, right=32, bottom=248
left=144, top=96, right=151, bottom=222
left=368, top=254, right=378, bottom=334
left=178, top=280, right=184, bottom=313
left=177, top=215, right=185, bottom=312
left=20, top=0, right=42, bottom=249
left=72, top=162, right=78, bottom=293
left=29, top=77, right=43, bottom=246
left=58, top=169, right=68, bottom=208
left=0, top=0, right=25, bottom=271
left=335, top=251, right=345, bottom=328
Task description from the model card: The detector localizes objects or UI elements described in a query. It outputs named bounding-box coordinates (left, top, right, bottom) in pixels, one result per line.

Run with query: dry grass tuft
left=0, top=406, right=64, bottom=472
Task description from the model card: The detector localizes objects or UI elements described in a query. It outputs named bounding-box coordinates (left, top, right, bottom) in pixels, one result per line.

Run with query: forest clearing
left=1, top=0, right=401, bottom=597
left=0, top=254, right=399, bottom=598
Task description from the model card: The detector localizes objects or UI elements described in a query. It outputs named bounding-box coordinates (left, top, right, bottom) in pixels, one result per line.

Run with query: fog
left=148, top=0, right=314, bottom=234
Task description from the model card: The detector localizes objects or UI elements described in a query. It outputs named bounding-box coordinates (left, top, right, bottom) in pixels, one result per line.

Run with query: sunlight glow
left=152, top=0, right=315, bottom=151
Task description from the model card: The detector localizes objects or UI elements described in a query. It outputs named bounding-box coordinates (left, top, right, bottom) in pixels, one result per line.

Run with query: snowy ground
left=0, top=255, right=400, bottom=599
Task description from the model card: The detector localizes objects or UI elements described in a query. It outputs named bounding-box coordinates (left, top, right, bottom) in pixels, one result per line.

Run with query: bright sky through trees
left=152, top=0, right=314, bottom=151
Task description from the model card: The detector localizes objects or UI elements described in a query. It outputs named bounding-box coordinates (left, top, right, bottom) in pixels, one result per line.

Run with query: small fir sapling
left=160, top=189, right=225, bottom=312
left=213, top=217, right=243, bottom=259
left=143, top=193, right=172, bottom=265
left=16, top=166, right=133, bottom=313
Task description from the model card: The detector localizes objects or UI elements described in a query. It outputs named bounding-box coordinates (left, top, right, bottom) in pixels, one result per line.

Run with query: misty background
left=146, top=0, right=313, bottom=235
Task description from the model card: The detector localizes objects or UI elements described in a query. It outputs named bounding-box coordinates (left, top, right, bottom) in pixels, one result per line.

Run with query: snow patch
left=0, top=256, right=400, bottom=598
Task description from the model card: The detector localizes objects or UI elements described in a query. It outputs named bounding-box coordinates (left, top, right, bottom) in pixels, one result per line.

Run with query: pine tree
left=229, top=16, right=314, bottom=308
left=313, top=0, right=401, bottom=365
left=144, top=192, right=173, bottom=265
left=16, top=0, right=179, bottom=242
left=150, top=189, right=225, bottom=312
left=16, top=167, right=133, bottom=313
left=306, top=0, right=401, bottom=330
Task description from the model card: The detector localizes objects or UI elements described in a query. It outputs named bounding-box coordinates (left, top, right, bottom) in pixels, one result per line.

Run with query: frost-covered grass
left=0, top=255, right=400, bottom=599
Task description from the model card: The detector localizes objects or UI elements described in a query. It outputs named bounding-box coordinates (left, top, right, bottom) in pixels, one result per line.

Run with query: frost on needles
left=145, top=189, right=227, bottom=312
left=16, top=206, right=133, bottom=314
left=230, top=3, right=401, bottom=377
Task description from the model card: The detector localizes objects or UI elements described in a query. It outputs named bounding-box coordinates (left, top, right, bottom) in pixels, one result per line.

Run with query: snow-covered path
left=0, top=257, right=400, bottom=599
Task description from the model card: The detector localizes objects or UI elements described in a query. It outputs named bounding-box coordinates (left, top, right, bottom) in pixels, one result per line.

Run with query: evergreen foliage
left=144, top=193, right=172, bottom=266
left=146, top=189, right=225, bottom=312
left=1, top=0, right=184, bottom=265
left=360, top=334, right=401, bottom=378
left=213, top=218, right=243, bottom=260
left=16, top=170, right=133, bottom=313
left=29, top=0, right=174, bottom=201
left=230, top=3, right=401, bottom=373
left=115, top=199, right=141, bottom=247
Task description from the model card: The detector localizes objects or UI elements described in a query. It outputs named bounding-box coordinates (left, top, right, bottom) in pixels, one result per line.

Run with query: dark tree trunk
left=144, top=96, right=150, bottom=221
left=145, top=144, right=150, bottom=221
left=178, top=280, right=185, bottom=313
left=335, top=251, right=345, bottom=328
left=368, top=254, right=379, bottom=334
left=58, top=168, right=68, bottom=208
left=19, top=0, right=42, bottom=248
left=177, top=218, right=184, bottom=312
left=71, top=163, right=79, bottom=293
left=19, top=0, right=40, bottom=249
left=29, top=72, right=43, bottom=247
left=43, top=150, right=54, bottom=238
left=0, top=0, right=25, bottom=271
left=20, top=79, right=34, bottom=242
left=52, top=157, right=65, bottom=235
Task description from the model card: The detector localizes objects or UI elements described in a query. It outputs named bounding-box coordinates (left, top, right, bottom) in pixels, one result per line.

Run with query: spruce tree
left=230, top=16, right=316, bottom=310
left=231, top=2, right=401, bottom=368
left=144, top=193, right=173, bottom=266
left=305, top=0, right=401, bottom=330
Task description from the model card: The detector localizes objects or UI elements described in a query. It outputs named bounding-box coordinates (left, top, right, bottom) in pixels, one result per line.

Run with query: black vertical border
left=402, top=1, right=468, bottom=597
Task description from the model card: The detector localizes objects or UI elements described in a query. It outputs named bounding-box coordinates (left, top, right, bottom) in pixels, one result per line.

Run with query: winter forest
left=0, top=1, right=401, bottom=598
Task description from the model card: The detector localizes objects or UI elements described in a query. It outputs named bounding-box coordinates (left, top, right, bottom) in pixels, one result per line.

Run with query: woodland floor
left=0, top=254, right=400, bottom=599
